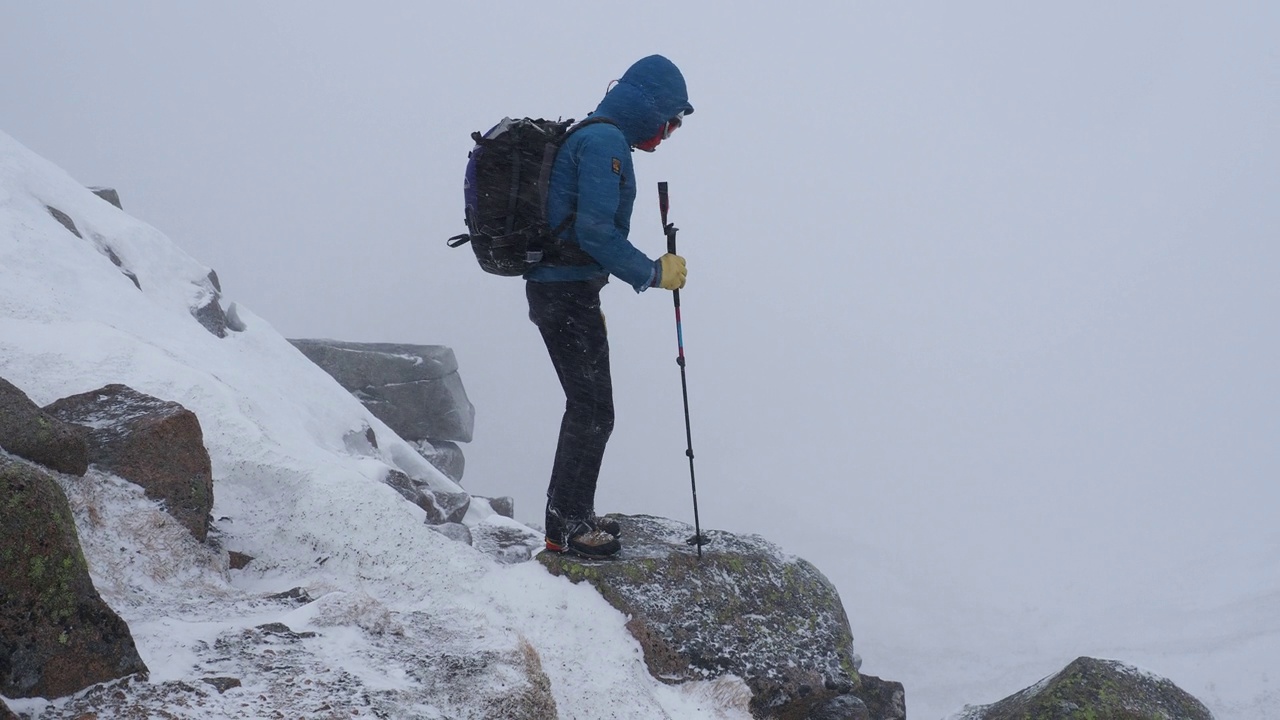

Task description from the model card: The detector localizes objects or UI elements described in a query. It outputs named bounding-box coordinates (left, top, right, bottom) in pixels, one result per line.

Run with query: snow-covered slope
left=0, top=129, right=751, bottom=719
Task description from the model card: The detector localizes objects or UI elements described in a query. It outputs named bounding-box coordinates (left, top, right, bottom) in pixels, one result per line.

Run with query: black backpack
left=446, top=116, right=610, bottom=276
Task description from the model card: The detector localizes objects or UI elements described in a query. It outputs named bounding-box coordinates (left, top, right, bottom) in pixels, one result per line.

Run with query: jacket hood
left=592, top=55, right=694, bottom=146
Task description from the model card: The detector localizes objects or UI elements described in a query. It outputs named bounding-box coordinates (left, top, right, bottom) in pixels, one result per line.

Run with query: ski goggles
left=662, top=110, right=686, bottom=140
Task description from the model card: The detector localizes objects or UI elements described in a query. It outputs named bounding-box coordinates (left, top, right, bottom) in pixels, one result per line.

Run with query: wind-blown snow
left=0, top=129, right=751, bottom=719
left=7, top=114, right=1278, bottom=717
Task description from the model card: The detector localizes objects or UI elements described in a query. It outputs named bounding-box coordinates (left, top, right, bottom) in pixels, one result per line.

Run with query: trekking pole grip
left=658, top=182, right=677, bottom=255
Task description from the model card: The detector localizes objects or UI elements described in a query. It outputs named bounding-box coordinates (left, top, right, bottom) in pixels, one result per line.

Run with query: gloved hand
left=654, top=253, right=687, bottom=290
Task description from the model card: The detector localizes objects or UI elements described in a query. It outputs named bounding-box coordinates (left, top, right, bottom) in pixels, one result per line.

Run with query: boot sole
left=544, top=539, right=622, bottom=560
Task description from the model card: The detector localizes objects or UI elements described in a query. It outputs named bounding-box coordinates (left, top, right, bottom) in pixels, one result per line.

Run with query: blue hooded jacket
left=526, top=55, right=694, bottom=291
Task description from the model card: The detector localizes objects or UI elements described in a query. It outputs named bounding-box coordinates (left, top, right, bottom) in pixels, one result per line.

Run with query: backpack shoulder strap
left=566, top=115, right=617, bottom=135
left=543, top=116, right=621, bottom=239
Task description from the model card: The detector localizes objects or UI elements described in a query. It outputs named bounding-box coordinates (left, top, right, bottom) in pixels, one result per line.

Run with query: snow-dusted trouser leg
left=526, top=278, right=614, bottom=543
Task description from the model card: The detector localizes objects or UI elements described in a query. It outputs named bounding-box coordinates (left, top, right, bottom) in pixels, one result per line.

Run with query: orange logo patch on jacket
left=611, top=158, right=622, bottom=175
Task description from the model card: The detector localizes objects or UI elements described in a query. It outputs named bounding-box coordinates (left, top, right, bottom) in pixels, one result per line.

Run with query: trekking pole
left=658, top=181, right=706, bottom=558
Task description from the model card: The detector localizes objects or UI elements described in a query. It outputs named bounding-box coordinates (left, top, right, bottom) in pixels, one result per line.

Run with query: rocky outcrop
left=0, top=697, right=16, bottom=720
left=187, top=270, right=240, bottom=337
left=0, top=376, right=88, bottom=476
left=423, top=487, right=470, bottom=525
left=382, top=469, right=470, bottom=525
left=191, top=272, right=229, bottom=338
left=538, top=515, right=902, bottom=720
left=45, top=384, right=214, bottom=542
left=0, top=454, right=148, bottom=698
left=192, top=297, right=228, bottom=337
left=410, top=438, right=465, bottom=484
left=289, top=341, right=474, bottom=481
left=7, top=615, right=559, bottom=720
left=484, top=495, right=515, bottom=519
left=955, top=656, right=1214, bottom=720
left=420, top=498, right=535, bottom=564
left=854, top=675, right=907, bottom=720
left=89, top=187, right=122, bottom=210
left=93, top=236, right=141, bottom=290
left=45, top=203, right=141, bottom=290
left=45, top=205, right=81, bottom=238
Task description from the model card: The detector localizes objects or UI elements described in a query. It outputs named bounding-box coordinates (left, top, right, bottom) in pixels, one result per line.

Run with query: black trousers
left=526, top=279, right=615, bottom=539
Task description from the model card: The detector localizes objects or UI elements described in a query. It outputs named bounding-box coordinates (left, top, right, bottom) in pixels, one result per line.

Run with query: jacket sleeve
left=571, top=131, right=657, bottom=292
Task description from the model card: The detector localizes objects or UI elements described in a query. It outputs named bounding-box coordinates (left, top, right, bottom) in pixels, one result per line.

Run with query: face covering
left=634, top=111, right=684, bottom=153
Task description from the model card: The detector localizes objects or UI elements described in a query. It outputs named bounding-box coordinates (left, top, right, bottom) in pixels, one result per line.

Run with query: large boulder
left=411, top=438, right=465, bottom=484
left=0, top=453, right=148, bottom=698
left=538, top=515, right=903, bottom=720
left=45, top=384, right=214, bottom=542
left=955, top=656, right=1214, bottom=720
left=288, top=340, right=475, bottom=444
left=0, top=376, right=88, bottom=476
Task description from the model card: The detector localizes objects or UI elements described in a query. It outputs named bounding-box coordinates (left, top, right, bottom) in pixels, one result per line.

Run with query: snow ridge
left=0, top=128, right=751, bottom=719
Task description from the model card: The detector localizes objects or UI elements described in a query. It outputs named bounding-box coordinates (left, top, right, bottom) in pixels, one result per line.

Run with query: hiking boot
left=545, top=528, right=621, bottom=558
left=545, top=506, right=622, bottom=557
left=589, top=513, right=622, bottom=537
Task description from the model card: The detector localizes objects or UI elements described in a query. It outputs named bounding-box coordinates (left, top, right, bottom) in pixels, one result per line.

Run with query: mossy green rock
left=0, top=376, right=88, bottom=476
left=957, top=656, right=1214, bottom=720
left=0, top=454, right=148, bottom=698
left=539, top=514, right=899, bottom=719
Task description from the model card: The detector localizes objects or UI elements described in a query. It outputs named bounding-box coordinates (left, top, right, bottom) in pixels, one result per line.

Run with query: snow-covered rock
left=87, top=186, right=121, bottom=210
left=46, top=384, right=215, bottom=542
left=411, top=437, right=466, bottom=483
left=539, top=514, right=904, bottom=719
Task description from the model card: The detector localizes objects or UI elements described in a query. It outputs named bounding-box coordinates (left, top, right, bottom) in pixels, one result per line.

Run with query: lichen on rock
left=956, top=656, right=1215, bottom=720
left=538, top=514, right=897, bottom=719
left=0, top=454, right=148, bottom=699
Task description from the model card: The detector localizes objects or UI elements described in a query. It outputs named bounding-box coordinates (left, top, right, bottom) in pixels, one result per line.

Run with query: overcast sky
left=4, top=2, right=1278, bottom=716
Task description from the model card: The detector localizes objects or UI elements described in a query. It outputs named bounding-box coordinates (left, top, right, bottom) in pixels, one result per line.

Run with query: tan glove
left=654, top=253, right=687, bottom=290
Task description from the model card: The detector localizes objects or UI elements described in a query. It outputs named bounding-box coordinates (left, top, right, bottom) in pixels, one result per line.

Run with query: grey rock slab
left=289, top=340, right=475, bottom=443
